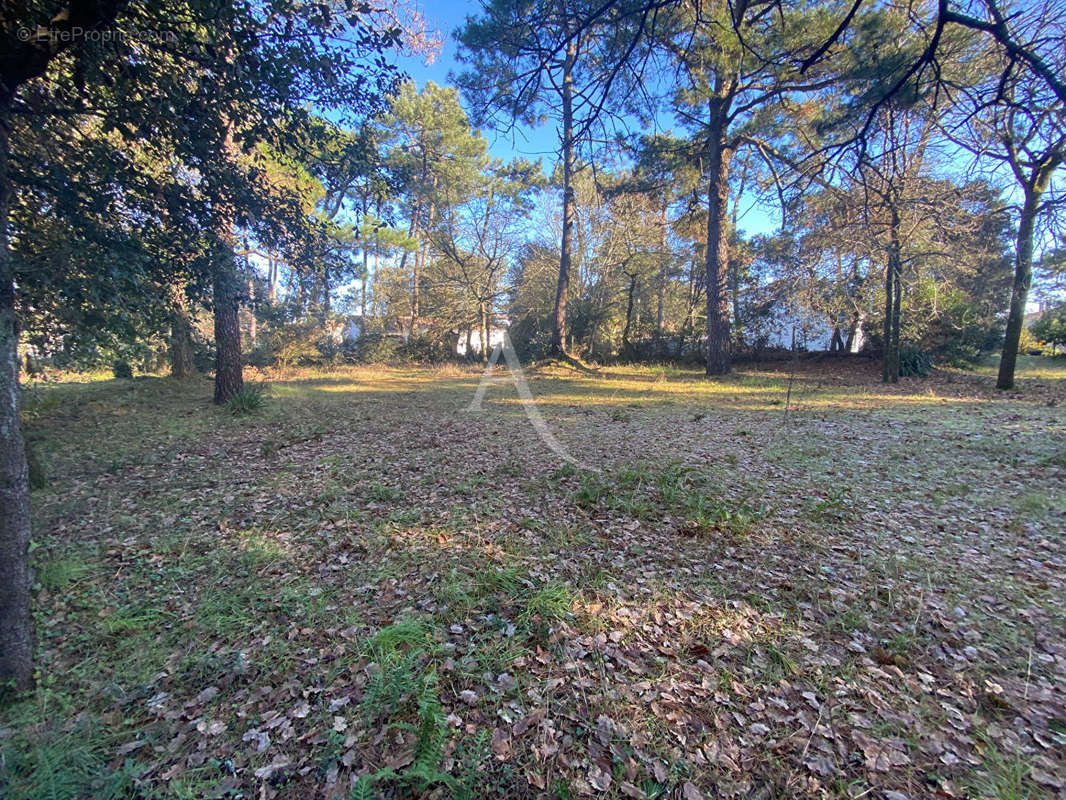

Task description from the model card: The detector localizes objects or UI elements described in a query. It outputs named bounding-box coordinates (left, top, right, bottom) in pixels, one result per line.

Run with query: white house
left=456, top=322, right=509, bottom=356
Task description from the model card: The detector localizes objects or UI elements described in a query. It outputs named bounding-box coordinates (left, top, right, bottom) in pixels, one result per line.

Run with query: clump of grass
left=965, top=733, right=1041, bottom=800
left=682, top=493, right=765, bottom=538
left=35, top=557, right=90, bottom=592
left=225, top=383, right=269, bottom=416
left=573, top=472, right=608, bottom=506
left=0, top=697, right=134, bottom=800
left=520, top=581, right=572, bottom=626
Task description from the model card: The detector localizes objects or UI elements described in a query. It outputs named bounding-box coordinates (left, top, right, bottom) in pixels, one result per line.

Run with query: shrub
left=1030, top=306, right=1066, bottom=353
left=397, top=335, right=455, bottom=364
left=225, top=383, right=268, bottom=416
left=111, top=360, right=133, bottom=379
left=352, top=332, right=401, bottom=363
left=898, top=344, right=933, bottom=377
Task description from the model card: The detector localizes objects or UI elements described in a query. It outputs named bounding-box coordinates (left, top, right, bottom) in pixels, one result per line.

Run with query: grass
left=3, top=358, right=1065, bottom=798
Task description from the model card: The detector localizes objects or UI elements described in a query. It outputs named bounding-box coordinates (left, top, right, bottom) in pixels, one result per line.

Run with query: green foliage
left=1030, top=306, right=1066, bottom=351
left=111, top=360, right=133, bottom=380
left=0, top=702, right=133, bottom=800
left=36, top=557, right=90, bottom=593
left=898, top=344, right=933, bottom=377
left=520, top=581, right=573, bottom=626
left=225, top=383, right=269, bottom=416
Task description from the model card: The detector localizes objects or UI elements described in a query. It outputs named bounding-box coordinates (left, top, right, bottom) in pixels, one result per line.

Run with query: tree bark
left=655, top=197, right=669, bottom=354
left=552, top=36, right=577, bottom=357
left=213, top=122, right=243, bottom=403
left=248, top=278, right=256, bottom=345
left=623, top=272, right=638, bottom=352
left=704, top=124, right=732, bottom=376
left=213, top=249, right=243, bottom=404
left=881, top=202, right=902, bottom=383
left=997, top=189, right=1042, bottom=390
left=0, top=99, right=33, bottom=693
left=479, top=303, right=489, bottom=363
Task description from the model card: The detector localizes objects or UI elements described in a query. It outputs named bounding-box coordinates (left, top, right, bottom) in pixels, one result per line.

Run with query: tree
left=1030, top=306, right=1066, bottom=353
left=942, top=9, right=1065, bottom=389
left=1, top=0, right=403, bottom=693
left=430, top=157, right=543, bottom=357
left=381, top=81, right=488, bottom=338
left=655, top=0, right=843, bottom=375
left=1, top=0, right=129, bottom=694
left=455, top=0, right=656, bottom=357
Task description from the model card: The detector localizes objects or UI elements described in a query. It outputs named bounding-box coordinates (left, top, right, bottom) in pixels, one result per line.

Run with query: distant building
left=456, top=319, right=509, bottom=356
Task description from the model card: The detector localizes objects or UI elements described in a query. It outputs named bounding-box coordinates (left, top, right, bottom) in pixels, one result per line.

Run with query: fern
left=349, top=775, right=376, bottom=800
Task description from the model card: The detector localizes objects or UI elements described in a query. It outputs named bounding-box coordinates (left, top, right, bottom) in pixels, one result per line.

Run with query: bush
left=225, top=383, right=268, bottom=416
left=111, top=360, right=133, bottom=379
left=1030, top=306, right=1066, bottom=353
left=397, top=335, right=455, bottom=364
left=351, top=332, right=401, bottom=363
left=898, top=344, right=933, bottom=377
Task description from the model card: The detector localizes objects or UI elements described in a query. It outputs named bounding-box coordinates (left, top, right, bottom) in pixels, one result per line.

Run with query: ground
left=2, top=356, right=1065, bottom=799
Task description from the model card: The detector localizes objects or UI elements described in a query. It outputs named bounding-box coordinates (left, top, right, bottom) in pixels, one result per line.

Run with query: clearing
left=3, top=358, right=1065, bottom=799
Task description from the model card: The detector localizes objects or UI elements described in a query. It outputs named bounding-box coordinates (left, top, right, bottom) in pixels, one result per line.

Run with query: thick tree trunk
left=552, top=38, right=577, bottom=357
left=0, top=100, right=33, bottom=693
left=997, top=190, right=1041, bottom=390
left=212, top=250, right=243, bottom=404
left=704, top=127, right=732, bottom=376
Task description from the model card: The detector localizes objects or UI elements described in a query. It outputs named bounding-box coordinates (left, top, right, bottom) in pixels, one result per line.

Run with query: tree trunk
left=882, top=203, right=902, bottom=383
left=552, top=37, right=577, bottom=357
left=704, top=125, right=732, bottom=376
left=655, top=197, right=669, bottom=349
left=248, top=279, right=256, bottom=345
left=213, top=123, right=243, bottom=404
left=412, top=194, right=435, bottom=340
left=0, top=99, right=33, bottom=693
left=402, top=203, right=421, bottom=341
left=622, top=272, right=637, bottom=352
left=479, top=303, right=489, bottom=363
left=997, top=189, right=1041, bottom=390
left=213, top=250, right=243, bottom=404
left=169, top=298, right=195, bottom=379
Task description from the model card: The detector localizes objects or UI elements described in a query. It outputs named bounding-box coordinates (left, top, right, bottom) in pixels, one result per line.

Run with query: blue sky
left=387, top=1, right=781, bottom=237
